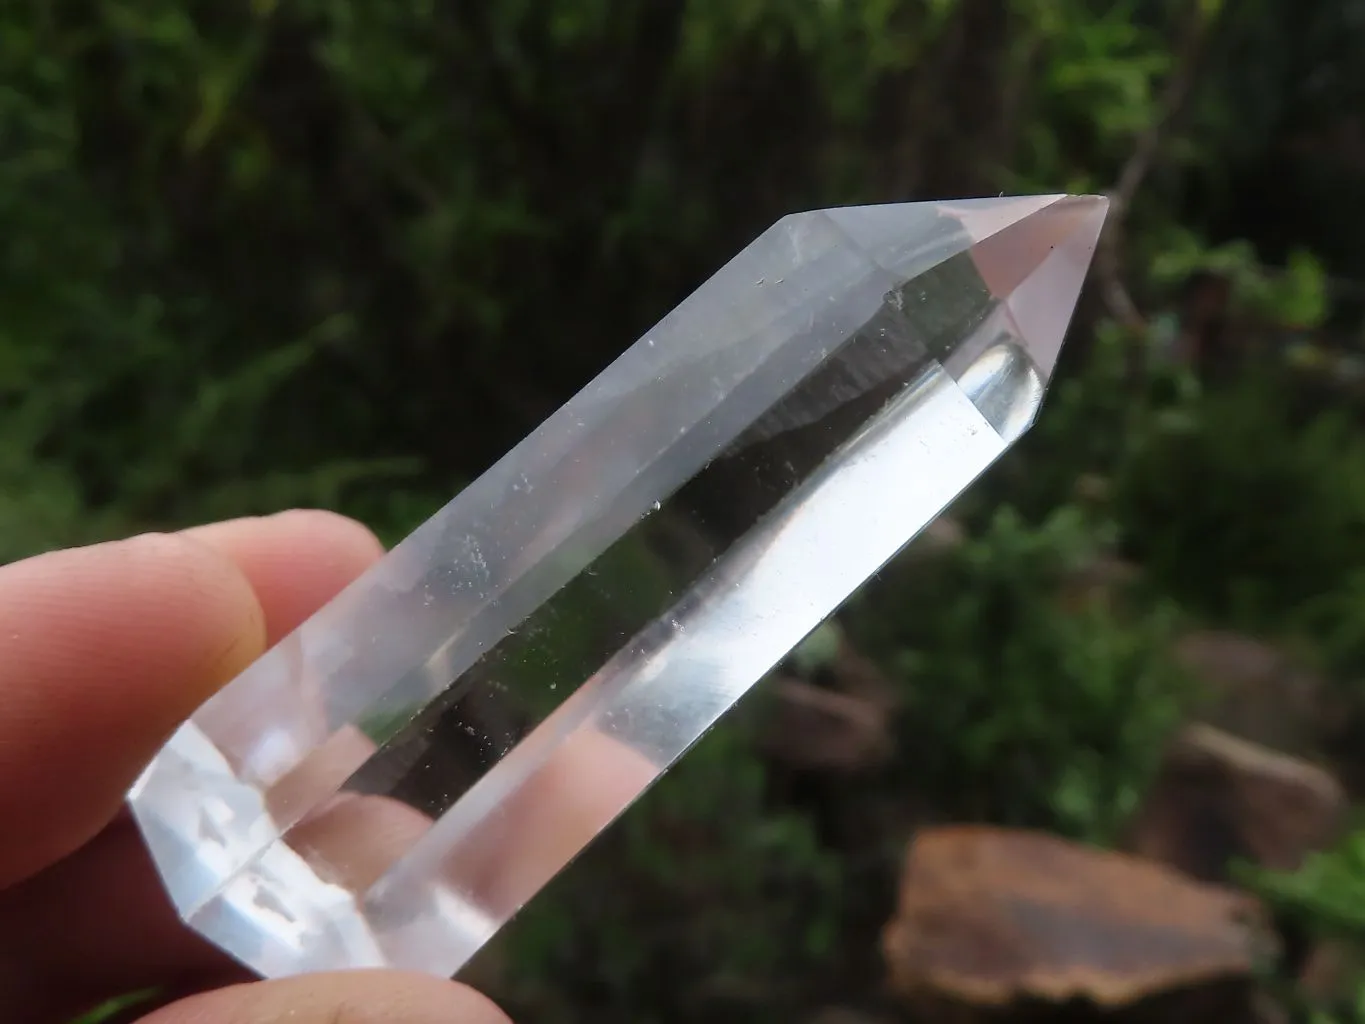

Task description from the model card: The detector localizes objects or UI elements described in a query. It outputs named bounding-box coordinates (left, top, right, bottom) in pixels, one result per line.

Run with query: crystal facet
left=129, top=194, right=1108, bottom=980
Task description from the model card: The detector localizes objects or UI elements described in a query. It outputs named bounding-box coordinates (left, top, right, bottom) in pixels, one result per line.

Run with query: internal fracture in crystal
left=129, top=194, right=1109, bottom=980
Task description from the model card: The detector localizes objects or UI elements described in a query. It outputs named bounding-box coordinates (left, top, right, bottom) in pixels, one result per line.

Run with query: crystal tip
left=820, top=193, right=1108, bottom=379
left=960, top=193, right=1108, bottom=377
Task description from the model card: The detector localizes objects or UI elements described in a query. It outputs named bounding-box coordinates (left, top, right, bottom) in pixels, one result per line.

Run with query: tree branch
left=1096, top=0, right=1218, bottom=334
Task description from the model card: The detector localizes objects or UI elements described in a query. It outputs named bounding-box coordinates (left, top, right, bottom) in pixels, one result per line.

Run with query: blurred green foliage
left=7, top=0, right=1365, bottom=1021
left=1245, top=830, right=1365, bottom=1024
left=851, top=506, right=1194, bottom=843
left=1116, top=375, right=1365, bottom=630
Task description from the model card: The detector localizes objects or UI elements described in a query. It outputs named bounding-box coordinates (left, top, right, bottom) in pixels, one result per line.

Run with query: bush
left=1114, top=373, right=1365, bottom=632
left=1244, top=828, right=1365, bottom=1023
left=849, top=505, right=1196, bottom=843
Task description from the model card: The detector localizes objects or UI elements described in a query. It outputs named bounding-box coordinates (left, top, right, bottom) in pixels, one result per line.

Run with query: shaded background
left=6, top=0, right=1365, bottom=1021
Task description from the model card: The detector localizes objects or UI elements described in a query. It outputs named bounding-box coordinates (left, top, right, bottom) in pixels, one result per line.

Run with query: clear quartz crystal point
left=129, top=194, right=1108, bottom=980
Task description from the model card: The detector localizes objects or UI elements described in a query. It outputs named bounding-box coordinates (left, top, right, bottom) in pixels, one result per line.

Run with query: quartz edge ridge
left=820, top=192, right=1069, bottom=270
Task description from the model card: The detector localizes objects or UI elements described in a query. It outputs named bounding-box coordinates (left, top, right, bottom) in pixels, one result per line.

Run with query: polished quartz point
left=129, top=194, right=1108, bottom=980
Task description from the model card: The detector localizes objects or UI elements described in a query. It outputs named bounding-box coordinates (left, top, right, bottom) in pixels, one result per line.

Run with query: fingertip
left=138, top=971, right=511, bottom=1024
left=186, top=509, right=386, bottom=567
left=126, top=531, right=271, bottom=687
left=182, top=510, right=386, bottom=643
left=268, top=508, right=387, bottom=562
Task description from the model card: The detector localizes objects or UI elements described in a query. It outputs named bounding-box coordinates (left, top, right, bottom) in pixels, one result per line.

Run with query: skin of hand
left=0, top=510, right=512, bottom=1024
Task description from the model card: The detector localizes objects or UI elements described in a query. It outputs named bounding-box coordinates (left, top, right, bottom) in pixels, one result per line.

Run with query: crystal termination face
left=129, top=194, right=1108, bottom=980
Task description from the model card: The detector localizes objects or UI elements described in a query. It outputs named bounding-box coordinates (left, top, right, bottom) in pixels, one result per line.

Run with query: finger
left=0, top=816, right=247, bottom=1021
left=0, top=533, right=266, bottom=884
left=287, top=792, right=434, bottom=893
left=183, top=509, right=385, bottom=644
left=258, top=726, right=656, bottom=927
left=137, top=971, right=510, bottom=1024
left=441, top=726, right=658, bottom=918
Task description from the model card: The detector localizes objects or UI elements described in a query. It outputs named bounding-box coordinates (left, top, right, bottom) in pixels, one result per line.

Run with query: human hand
left=0, top=511, right=511, bottom=1024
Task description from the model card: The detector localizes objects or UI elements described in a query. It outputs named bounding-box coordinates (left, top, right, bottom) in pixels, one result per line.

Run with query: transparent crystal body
left=129, top=194, right=1108, bottom=979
